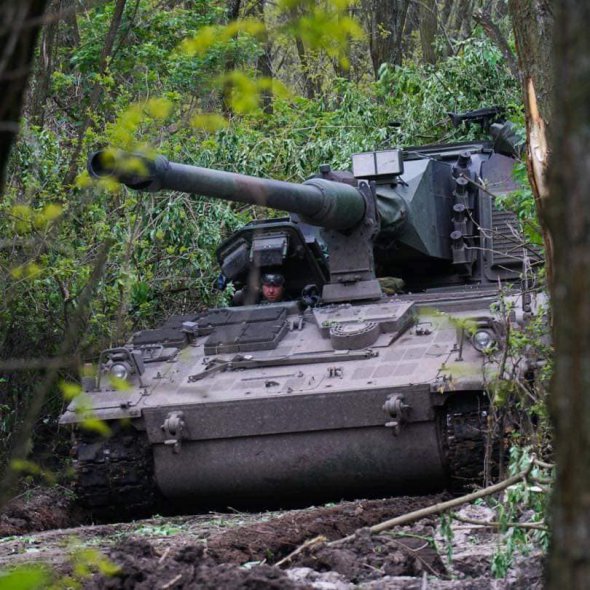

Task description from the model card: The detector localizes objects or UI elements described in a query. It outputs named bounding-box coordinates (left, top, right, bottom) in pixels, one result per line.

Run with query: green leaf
left=0, top=565, right=49, bottom=590
left=80, top=418, right=111, bottom=437
left=61, top=381, right=83, bottom=401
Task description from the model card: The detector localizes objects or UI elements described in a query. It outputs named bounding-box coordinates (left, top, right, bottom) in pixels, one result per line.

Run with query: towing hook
left=161, top=411, right=185, bottom=453
left=383, top=395, right=411, bottom=435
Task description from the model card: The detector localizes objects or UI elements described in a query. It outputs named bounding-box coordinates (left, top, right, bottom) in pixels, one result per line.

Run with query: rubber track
left=74, top=425, right=160, bottom=521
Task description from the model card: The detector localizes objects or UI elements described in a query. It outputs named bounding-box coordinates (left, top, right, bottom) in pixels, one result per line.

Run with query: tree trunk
left=360, top=0, right=410, bottom=79
left=59, top=0, right=80, bottom=49
left=294, top=36, right=319, bottom=99
left=440, top=0, right=453, bottom=27
left=545, top=0, right=590, bottom=586
left=329, top=9, right=353, bottom=81
left=29, top=0, right=60, bottom=127
left=0, top=0, right=50, bottom=196
left=490, top=0, right=508, bottom=20
left=459, top=0, right=475, bottom=38
left=508, top=0, right=554, bottom=280
left=32, top=0, right=82, bottom=125
left=256, top=36, right=273, bottom=115
left=445, top=0, right=463, bottom=36
left=509, top=0, right=553, bottom=115
left=443, top=0, right=477, bottom=39
left=63, top=0, right=127, bottom=186
left=248, top=0, right=273, bottom=114
left=419, top=0, right=437, bottom=64
left=227, top=0, right=241, bottom=21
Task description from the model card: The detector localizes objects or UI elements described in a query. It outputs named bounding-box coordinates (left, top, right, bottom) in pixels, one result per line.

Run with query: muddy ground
left=0, top=487, right=544, bottom=589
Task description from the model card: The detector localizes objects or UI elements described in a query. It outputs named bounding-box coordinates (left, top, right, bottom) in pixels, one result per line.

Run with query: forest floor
left=0, top=486, right=544, bottom=589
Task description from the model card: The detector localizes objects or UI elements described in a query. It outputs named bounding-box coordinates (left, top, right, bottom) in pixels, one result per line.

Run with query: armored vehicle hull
left=63, top=287, right=525, bottom=516
left=62, top=111, right=541, bottom=517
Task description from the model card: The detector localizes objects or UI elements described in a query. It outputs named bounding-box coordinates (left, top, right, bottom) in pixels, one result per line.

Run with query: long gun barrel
left=88, top=150, right=366, bottom=231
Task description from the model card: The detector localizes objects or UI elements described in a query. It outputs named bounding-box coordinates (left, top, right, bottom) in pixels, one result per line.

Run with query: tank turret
left=90, top=119, right=525, bottom=304
left=89, top=149, right=384, bottom=302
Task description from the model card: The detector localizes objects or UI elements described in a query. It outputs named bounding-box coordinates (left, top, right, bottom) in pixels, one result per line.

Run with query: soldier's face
left=262, top=283, right=284, bottom=302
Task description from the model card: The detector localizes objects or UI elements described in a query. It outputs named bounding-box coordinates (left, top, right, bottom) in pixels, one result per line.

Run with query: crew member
left=261, top=273, right=285, bottom=303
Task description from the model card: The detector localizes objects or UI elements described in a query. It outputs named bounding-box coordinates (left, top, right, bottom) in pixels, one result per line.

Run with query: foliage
left=437, top=446, right=552, bottom=579
left=485, top=290, right=552, bottom=453
left=496, top=159, right=543, bottom=246
left=377, top=33, right=522, bottom=145
left=277, top=0, right=364, bottom=69
left=439, top=512, right=455, bottom=563
left=0, top=565, right=49, bottom=590
left=489, top=447, right=551, bottom=577
left=0, top=545, right=119, bottom=590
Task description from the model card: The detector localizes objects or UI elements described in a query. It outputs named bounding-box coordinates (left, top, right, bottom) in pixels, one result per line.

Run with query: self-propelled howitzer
left=63, top=118, right=541, bottom=520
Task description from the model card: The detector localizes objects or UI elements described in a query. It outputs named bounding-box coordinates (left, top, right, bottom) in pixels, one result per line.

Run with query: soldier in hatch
left=260, top=273, right=285, bottom=303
